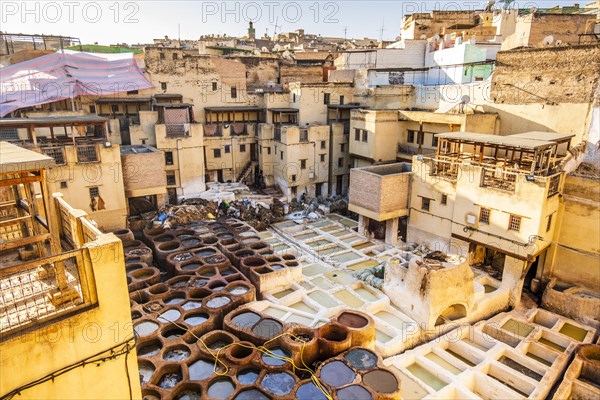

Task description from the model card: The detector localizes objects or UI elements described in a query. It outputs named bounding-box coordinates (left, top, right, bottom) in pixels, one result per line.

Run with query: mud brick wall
left=121, top=151, right=167, bottom=192
left=491, top=45, right=600, bottom=104
left=280, top=65, right=324, bottom=87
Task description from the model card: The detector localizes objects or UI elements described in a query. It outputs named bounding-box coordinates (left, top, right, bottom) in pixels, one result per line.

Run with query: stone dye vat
left=553, top=344, right=600, bottom=399
left=385, top=308, right=596, bottom=399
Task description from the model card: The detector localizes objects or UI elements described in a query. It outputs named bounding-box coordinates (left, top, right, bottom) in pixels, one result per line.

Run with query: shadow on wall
left=481, top=105, right=555, bottom=134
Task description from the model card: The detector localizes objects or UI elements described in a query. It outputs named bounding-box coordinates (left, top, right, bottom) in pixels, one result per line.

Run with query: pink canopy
left=0, top=51, right=153, bottom=117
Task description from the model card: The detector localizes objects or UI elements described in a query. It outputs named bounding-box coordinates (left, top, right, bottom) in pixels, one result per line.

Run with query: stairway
left=236, top=161, right=254, bottom=184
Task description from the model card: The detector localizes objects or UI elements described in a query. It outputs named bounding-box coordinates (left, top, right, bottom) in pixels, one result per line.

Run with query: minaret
left=248, top=21, right=256, bottom=40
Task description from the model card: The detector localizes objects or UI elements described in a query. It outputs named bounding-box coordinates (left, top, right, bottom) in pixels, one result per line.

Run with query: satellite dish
left=420, top=34, right=427, bottom=40
left=460, top=95, right=471, bottom=104
left=555, top=39, right=563, bottom=46
left=543, top=35, right=554, bottom=46
left=530, top=6, right=538, bottom=14
left=433, top=34, right=441, bottom=41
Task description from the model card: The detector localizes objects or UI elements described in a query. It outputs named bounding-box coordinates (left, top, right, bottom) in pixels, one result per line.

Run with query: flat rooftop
left=120, top=145, right=160, bottom=155
left=435, top=132, right=557, bottom=150
left=0, top=141, right=55, bottom=172
left=205, top=106, right=264, bottom=112
left=356, top=162, right=412, bottom=176
left=0, top=116, right=108, bottom=128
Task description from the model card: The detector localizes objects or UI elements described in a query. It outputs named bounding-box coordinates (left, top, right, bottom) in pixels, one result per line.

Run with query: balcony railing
left=480, top=168, right=517, bottom=192
left=274, top=127, right=282, bottom=141
left=203, top=124, right=223, bottom=137
left=0, top=249, right=92, bottom=336
left=76, top=144, right=99, bottom=163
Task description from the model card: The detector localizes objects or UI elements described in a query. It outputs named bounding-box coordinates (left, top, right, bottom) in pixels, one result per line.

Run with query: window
left=76, top=145, right=98, bottom=163
left=213, top=149, right=221, bottom=158
left=166, top=172, right=176, bottom=186
left=321, top=140, right=326, bottom=149
left=111, top=104, right=119, bottom=113
left=441, top=194, right=447, bottom=205
left=300, top=159, right=307, bottom=169
left=417, top=131, right=424, bottom=145
left=479, top=207, right=490, bottom=224
left=354, top=129, right=360, bottom=141
left=339, top=95, right=344, bottom=105
left=239, top=144, right=246, bottom=152
left=548, top=175, right=560, bottom=197
left=42, top=147, right=66, bottom=165
left=159, top=52, right=165, bottom=59
left=280, top=151, right=283, bottom=160
left=127, top=90, right=138, bottom=95
left=165, top=151, right=174, bottom=165
left=89, top=105, right=96, bottom=114
left=172, top=53, right=178, bottom=60
left=340, top=143, right=345, bottom=152
left=407, top=130, right=415, bottom=143
left=291, top=186, right=297, bottom=197
left=161, top=82, right=167, bottom=91
left=89, top=187, right=99, bottom=198
left=291, top=174, right=296, bottom=182
left=508, top=214, right=521, bottom=232
left=224, top=145, right=231, bottom=154
left=60, top=181, right=68, bottom=189
left=231, top=87, right=237, bottom=99
left=546, top=214, right=553, bottom=232
left=267, top=147, right=271, bottom=155
left=421, top=198, right=431, bottom=212
left=320, top=154, right=326, bottom=162
left=362, top=130, right=368, bottom=143
left=212, top=82, right=218, bottom=91
left=338, top=158, right=344, bottom=167
left=324, top=93, right=330, bottom=105
left=432, top=134, right=439, bottom=147
left=293, top=93, right=296, bottom=102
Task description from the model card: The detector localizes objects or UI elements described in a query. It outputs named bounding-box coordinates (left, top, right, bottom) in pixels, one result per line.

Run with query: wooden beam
left=0, top=233, right=50, bottom=252
left=0, top=215, right=33, bottom=228
left=0, top=174, right=42, bottom=187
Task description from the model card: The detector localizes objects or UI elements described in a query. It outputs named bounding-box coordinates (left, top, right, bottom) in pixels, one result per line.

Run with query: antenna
left=272, top=17, right=281, bottom=36
left=379, top=19, right=385, bottom=42
left=178, top=24, right=181, bottom=43
left=344, top=26, right=348, bottom=41
left=458, top=95, right=471, bottom=114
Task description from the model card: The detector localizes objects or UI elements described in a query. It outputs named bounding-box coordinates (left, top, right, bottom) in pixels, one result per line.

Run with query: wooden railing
left=54, top=194, right=101, bottom=248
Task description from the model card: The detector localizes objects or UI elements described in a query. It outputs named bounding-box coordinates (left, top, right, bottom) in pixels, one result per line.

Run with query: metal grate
left=76, top=145, right=98, bottom=163
left=479, top=208, right=490, bottom=224
left=481, top=168, right=516, bottom=192
left=166, top=172, right=176, bottom=186
left=508, top=215, right=521, bottom=232
left=42, top=147, right=66, bottom=165
left=0, top=255, right=84, bottom=334
left=0, top=128, right=18, bottom=140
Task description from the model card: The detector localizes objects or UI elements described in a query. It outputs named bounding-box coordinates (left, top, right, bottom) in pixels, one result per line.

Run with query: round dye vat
left=184, top=314, right=208, bottom=326
left=195, top=248, right=216, bottom=257
left=231, top=312, right=261, bottom=329
left=182, top=238, right=202, bottom=248
left=262, top=347, right=289, bottom=366
left=363, top=369, right=398, bottom=393
left=158, top=309, right=181, bottom=323
left=211, top=284, right=226, bottom=291
left=181, top=301, right=202, bottom=310
left=320, top=360, right=356, bottom=387
left=158, top=372, right=182, bottom=389
left=138, top=362, right=155, bottom=385
left=344, top=348, right=378, bottom=371
left=176, top=390, right=201, bottom=400
left=134, top=321, right=159, bottom=337
left=181, top=263, right=202, bottom=271
left=252, top=318, right=282, bottom=338
left=270, top=264, right=285, bottom=270
left=206, top=296, right=231, bottom=308
left=237, top=369, right=259, bottom=385
left=207, top=378, right=235, bottom=399
left=296, top=382, right=329, bottom=400
left=233, top=389, right=270, bottom=400
left=138, top=343, right=161, bottom=357
left=336, top=385, right=372, bottom=400
left=163, top=348, right=190, bottom=362
left=208, top=340, right=230, bottom=350
left=188, top=359, right=217, bottom=381
left=163, top=327, right=186, bottom=339
left=228, top=286, right=249, bottom=295
left=164, top=296, right=185, bottom=305
left=191, top=279, right=209, bottom=288
left=261, top=372, right=295, bottom=396
left=338, top=311, right=368, bottom=328
left=172, top=252, right=193, bottom=262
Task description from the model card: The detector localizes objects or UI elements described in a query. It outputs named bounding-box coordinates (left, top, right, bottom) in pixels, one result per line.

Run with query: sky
left=0, top=1, right=584, bottom=45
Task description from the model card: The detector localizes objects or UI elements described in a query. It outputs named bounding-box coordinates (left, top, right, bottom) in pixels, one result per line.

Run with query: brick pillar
left=358, top=215, right=369, bottom=237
